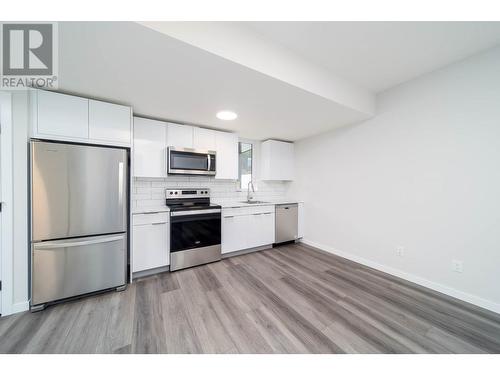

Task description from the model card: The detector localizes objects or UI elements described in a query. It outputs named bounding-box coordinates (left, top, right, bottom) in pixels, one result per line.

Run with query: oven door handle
left=171, top=209, right=221, bottom=217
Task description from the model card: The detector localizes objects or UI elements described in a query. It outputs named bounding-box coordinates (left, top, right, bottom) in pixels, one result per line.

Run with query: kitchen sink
left=240, top=200, right=268, bottom=204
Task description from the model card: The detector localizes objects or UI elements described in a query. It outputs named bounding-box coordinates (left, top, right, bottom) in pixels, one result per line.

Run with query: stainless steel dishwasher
left=275, top=203, right=299, bottom=244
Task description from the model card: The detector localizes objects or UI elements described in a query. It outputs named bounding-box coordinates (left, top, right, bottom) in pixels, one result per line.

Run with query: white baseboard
left=301, top=238, right=500, bottom=315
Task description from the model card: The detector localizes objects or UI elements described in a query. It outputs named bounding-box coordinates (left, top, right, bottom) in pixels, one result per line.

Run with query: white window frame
left=237, top=138, right=258, bottom=191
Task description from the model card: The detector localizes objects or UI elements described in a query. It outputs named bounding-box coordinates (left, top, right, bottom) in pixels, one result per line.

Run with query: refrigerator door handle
left=118, top=161, right=124, bottom=208
left=34, top=235, right=124, bottom=250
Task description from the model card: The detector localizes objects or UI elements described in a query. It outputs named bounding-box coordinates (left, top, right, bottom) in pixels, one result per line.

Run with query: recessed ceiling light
left=216, top=110, right=238, bottom=121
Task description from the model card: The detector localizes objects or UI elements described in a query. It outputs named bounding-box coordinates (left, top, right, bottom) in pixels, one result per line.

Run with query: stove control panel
left=166, top=188, right=210, bottom=199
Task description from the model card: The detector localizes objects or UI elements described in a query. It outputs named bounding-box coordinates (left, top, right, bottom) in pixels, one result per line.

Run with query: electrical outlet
left=396, top=246, right=405, bottom=257
left=452, top=260, right=463, bottom=273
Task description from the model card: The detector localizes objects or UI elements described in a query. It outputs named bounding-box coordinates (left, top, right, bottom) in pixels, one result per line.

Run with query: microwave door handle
left=207, top=154, right=211, bottom=172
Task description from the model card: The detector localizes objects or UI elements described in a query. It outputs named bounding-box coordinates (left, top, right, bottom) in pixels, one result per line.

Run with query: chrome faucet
left=247, top=181, right=255, bottom=202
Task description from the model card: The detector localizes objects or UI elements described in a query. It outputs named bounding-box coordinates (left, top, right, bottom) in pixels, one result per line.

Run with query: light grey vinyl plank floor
left=1, top=243, right=499, bottom=354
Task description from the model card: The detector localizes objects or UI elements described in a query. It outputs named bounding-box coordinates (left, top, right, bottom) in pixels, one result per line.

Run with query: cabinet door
left=261, top=140, right=294, bottom=181
left=133, top=117, right=167, bottom=178
left=215, top=131, right=238, bottom=180
left=89, top=100, right=131, bottom=145
left=248, top=214, right=261, bottom=249
left=167, top=123, right=194, bottom=148
left=275, top=141, right=294, bottom=180
left=249, top=212, right=275, bottom=248
left=132, top=222, right=169, bottom=272
left=37, top=90, right=89, bottom=139
left=297, top=202, right=304, bottom=239
left=222, top=215, right=248, bottom=254
left=193, top=127, right=216, bottom=150
left=260, top=212, right=276, bottom=245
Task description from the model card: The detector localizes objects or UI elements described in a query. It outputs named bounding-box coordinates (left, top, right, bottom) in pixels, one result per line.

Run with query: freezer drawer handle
left=34, top=235, right=124, bottom=250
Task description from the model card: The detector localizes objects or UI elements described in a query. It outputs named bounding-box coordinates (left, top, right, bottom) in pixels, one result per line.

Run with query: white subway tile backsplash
left=151, top=181, right=168, bottom=188
left=134, top=180, right=151, bottom=188
left=132, top=176, right=290, bottom=208
left=136, top=187, right=151, bottom=195
left=136, top=198, right=165, bottom=208
left=133, top=193, right=151, bottom=200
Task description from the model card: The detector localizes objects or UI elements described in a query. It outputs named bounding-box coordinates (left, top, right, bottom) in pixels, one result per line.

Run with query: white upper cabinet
left=36, top=90, right=89, bottom=139
left=193, top=127, right=216, bottom=150
left=32, top=90, right=132, bottom=147
left=133, top=117, right=167, bottom=178
left=214, top=131, right=238, bottom=180
left=89, top=100, right=131, bottom=146
left=260, top=140, right=294, bottom=181
left=167, top=123, right=194, bottom=148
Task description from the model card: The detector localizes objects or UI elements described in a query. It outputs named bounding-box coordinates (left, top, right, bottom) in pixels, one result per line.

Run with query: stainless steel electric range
left=166, top=189, right=221, bottom=271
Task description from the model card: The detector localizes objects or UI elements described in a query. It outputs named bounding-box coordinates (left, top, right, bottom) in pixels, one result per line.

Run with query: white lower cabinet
left=222, top=205, right=275, bottom=255
left=132, top=213, right=170, bottom=273
left=297, top=202, right=304, bottom=239
left=252, top=212, right=275, bottom=247
left=221, top=215, right=247, bottom=254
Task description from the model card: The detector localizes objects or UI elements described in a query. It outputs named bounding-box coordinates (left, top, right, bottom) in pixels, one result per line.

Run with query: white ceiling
left=245, top=22, right=500, bottom=92
left=58, top=22, right=369, bottom=141
left=56, top=22, right=500, bottom=142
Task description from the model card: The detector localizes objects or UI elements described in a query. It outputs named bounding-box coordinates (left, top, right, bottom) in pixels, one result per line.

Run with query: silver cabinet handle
left=34, top=235, right=124, bottom=250
left=151, top=222, right=166, bottom=225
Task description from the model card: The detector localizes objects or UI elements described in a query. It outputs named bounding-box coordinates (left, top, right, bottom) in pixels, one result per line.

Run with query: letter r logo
left=2, top=23, right=53, bottom=75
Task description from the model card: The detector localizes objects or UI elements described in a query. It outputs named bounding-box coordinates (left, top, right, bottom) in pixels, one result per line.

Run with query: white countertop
left=212, top=199, right=302, bottom=208
left=133, top=200, right=302, bottom=213
left=132, top=206, right=170, bottom=214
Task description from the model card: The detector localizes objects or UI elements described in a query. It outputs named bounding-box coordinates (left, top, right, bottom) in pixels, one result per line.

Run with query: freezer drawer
left=275, top=204, right=298, bottom=244
left=31, top=233, right=127, bottom=306
left=31, top=141, right=128, bottom=241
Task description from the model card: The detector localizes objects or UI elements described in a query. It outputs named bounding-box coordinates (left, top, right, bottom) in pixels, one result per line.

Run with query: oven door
left=170, top=209, right=221, bottom=253
left=168, top=147, right=216, bottom=176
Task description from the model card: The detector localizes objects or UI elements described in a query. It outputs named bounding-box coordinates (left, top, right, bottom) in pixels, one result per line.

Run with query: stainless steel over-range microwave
left=167, top=147, right=216, bottom=176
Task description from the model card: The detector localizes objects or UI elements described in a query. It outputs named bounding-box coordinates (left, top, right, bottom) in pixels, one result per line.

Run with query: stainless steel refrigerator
left=30, top=140, right=128, bottom=311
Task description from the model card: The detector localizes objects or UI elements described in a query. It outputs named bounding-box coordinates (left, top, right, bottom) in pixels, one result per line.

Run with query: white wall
left=291, top=46, right=500, bottom=312
left=12, top=92, right=29, bottom=311
left=0, top=91, right=30, bottom=315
